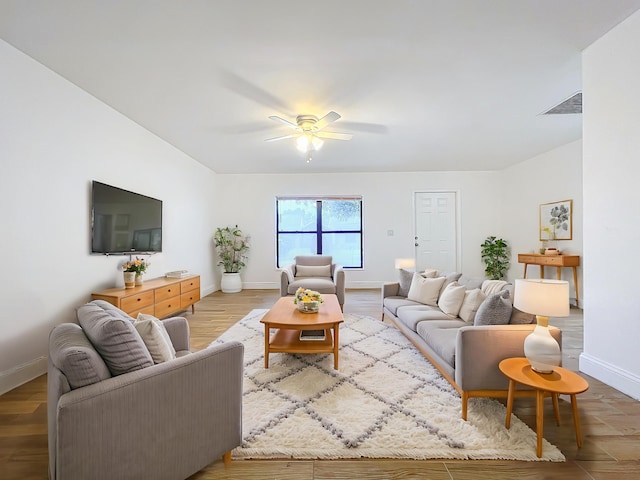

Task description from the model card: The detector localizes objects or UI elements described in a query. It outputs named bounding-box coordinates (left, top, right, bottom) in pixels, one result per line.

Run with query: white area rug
left=211, top=310, right=564, bottom=461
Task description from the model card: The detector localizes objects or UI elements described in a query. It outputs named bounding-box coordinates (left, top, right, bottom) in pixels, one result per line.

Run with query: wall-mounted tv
left=91, top=181, right=163, bottom=255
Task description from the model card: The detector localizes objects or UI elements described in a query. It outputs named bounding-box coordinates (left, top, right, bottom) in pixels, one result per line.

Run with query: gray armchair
left=47, top=300, right=243, bottom=480
left=280, top=255, right=345, bottom=309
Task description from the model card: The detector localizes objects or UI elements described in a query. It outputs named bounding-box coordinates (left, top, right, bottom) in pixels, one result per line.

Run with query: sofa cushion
left=416, top=320, right=466, bottom=369
left=295, top=264, right=331, bottom=277
left=457, top=275, right=484, bottom=290
left=407, top=274, right=446, bottom=306
left=474, top=290, right=512, bottom=326
left=458, top=288, right=486, bottom=323
left=383, top=296, right=423, bottom=316
left=396, top=305, right=454, bottom=331
left=287, top=277, right=337, bottom=295
left=49, top=323, right=112, bottom=389
left=397, top=268, right=414, bottom=297
left=437, top=281, right=466, bottom=317
left=77, top=302, right=154, bottom=376
left=135, top=314, right=177, bottom=364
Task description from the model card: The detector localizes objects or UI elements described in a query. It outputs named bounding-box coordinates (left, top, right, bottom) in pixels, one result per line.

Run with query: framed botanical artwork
left=539, top=200, right=573, bottom=241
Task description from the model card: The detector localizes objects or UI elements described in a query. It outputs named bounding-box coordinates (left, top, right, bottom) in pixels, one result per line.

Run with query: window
left=276, top=196, right=363, bottom=268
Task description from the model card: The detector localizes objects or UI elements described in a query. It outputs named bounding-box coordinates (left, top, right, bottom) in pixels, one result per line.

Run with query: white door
left=414, top=192, right=457, bottom=272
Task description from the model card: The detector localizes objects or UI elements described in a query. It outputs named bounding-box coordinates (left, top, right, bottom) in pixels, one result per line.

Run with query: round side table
left=499, top=357, right=589, bottom=458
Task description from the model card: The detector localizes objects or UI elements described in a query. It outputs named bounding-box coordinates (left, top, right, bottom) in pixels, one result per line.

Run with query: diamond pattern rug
left=211, top=309, right=564, bottom=461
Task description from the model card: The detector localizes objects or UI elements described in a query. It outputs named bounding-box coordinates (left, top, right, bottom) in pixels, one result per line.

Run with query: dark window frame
left=276, top=196, right=363, bottom=269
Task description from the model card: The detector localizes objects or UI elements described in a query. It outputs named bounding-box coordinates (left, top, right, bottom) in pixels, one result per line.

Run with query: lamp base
left=524, top=318, right=561, bottom=375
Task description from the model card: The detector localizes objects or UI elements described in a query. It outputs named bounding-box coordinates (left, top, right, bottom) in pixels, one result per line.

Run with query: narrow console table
left=92, top=275, right=200, bottom=318
left=517, top=254, right=580, bottom=306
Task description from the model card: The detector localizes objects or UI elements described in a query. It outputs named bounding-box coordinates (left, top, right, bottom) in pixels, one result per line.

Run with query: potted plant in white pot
left=214, top=225, right=250, bottom=293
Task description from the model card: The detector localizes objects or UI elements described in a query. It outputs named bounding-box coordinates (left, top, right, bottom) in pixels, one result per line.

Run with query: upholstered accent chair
left=280, top=255, right=345, bottom=309
left=47, top=300, right=244, bottom=480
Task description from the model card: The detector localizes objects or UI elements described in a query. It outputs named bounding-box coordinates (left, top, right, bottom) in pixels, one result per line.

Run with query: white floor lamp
left=514, top=279, right=569, bottom=373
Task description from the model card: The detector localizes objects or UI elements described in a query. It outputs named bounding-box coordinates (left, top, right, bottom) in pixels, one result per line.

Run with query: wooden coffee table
left=260, top=294, right=344, bottom=369
left=499, top=357, right=589, bottom=458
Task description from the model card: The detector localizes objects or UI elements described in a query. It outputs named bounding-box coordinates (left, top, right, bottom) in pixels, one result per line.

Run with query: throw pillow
left=422, top=269, right=438, bottom=278
left=397, top=268, right=414, bottom=297
left=458, top=288, right=486, bottom=323
left=135, top=313, right=177, bottom=364
left=295, top=264, right=331, bottom=277
left=437, top=281, right=467, bottom=317
left=49, top=323, right=112, bottom=389
left=474, top=290, right=513, bottom=326
left=481, top=280, right=509, bottom=296
left=457, top=275, right=484, bottom=290
left=509, top=307, right=536, bottom=325
left=407, top=274, right=446, bottom=306
left=77, top=302, right=153, bottom=376
left=436, top=271, right=463, bottom=296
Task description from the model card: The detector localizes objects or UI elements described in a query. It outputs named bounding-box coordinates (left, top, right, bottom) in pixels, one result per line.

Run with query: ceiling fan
left=264, top=111, right=353, bottom=153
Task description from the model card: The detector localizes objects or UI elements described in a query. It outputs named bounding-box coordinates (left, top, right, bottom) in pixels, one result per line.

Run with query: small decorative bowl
left=297, top=301, right=320, bottom=313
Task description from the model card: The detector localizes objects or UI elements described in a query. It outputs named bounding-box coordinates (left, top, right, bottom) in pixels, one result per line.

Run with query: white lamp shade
left=514, top=279, right=570, bottom=317
left=394, top=258, right=416, bottom=269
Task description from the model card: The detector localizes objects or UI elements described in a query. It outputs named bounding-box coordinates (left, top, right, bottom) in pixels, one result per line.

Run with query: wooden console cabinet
left=517, top=254, right=580, bottom=306
left=92, top=275, right=200, bottom=318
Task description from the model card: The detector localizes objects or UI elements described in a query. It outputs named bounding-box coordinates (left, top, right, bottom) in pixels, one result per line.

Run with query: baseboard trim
left=240, top=281, right=383, bottom=290
left=579, top=352, right=640, bottom=401
left=0, top=356, right=47, bottom=395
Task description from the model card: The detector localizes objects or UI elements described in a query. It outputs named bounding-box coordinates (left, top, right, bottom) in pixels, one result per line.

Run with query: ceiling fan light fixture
left=296, top=134, right=310, bottom=152
left=311, top=136, right=324, bottom=151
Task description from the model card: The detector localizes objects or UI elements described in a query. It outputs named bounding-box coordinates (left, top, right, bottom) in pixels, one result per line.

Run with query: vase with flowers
left=294, top=287, right=324, bottom=313
left=122, top=257, right=149, bottom=287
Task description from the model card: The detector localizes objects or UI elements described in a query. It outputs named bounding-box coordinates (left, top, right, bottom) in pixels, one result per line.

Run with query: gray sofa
left=48, top=300, right=244, bottom=480
left=280, top=255, right=345, bottom=309
left=382, top=270, right=561, bottom=420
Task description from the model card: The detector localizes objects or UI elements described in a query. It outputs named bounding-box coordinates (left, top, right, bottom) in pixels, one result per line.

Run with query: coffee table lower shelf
left=265, top=327, right=339, bottom=368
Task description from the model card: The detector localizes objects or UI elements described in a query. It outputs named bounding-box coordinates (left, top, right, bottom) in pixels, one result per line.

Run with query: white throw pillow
left=481, top=280, right=509, bottom=296
left=135, top=313, right=177, bottom=364
left=437, top=281, right=467, bottom=317
left=407, top=274, right=446, bottom=306
left=458, top=288, right=487, bottom=323
left=295, top=264, right=331, bottom=277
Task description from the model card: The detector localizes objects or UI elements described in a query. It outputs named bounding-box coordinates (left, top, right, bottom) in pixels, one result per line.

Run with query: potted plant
left=214, top=225, right=250, bottom=293
left=480, top=236, right=510, bottom=280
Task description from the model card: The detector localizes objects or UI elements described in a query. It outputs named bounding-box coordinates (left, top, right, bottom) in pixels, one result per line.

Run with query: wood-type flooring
left=1, top=289, right=639, bottom=479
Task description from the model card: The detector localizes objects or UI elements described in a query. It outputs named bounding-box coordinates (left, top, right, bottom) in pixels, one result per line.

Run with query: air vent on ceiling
left=542, top=92, right=582, bottom=115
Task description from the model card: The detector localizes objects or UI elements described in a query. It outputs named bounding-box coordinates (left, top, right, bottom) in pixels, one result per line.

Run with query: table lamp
left=513, top=279, right=569, bottom=373
left=394, top=258, right=416, bottom=270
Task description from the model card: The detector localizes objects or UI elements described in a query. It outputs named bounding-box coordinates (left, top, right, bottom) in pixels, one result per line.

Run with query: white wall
left=502, top=140, right=583, bottom=303
left=581, top=11, right=640, bottom=400
left=0, top=40, right=219, bottom=394
left=215, top=171, right=504, bottom=288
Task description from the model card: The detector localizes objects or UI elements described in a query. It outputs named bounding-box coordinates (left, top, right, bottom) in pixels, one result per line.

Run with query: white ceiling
left=2, top=0, right=640, bottom=174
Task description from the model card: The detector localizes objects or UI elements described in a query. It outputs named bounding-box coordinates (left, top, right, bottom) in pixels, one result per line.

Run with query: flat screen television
left=91, top=181, right=163, bottom=254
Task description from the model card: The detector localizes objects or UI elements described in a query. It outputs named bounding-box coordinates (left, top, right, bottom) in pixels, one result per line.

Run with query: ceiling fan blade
left=337, top=121, right=388, bottom=134
left=269, top=115, right=299, bottom=130
left=316, top=131, right=353, bottom=140
left=218, top=69, right=294, bottom=116
left=314, top=111, right=341, bottom=130
left=264, top=134, right=297, bottom=142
